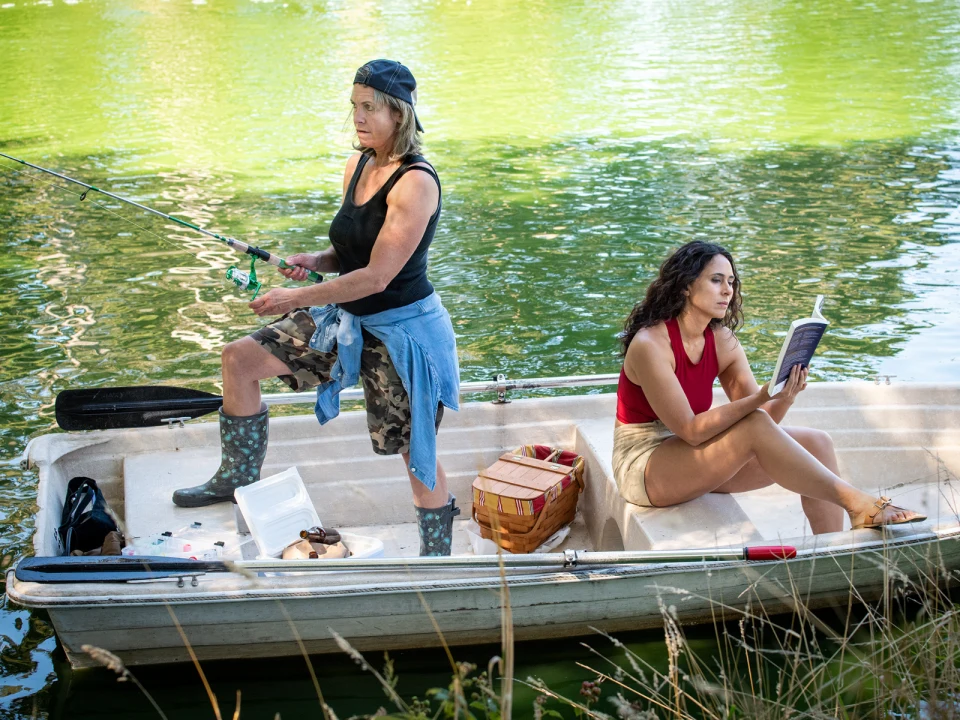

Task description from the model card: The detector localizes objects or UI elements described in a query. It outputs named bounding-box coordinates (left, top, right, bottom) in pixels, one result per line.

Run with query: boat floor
left=124, top=447, right=592, bottom=560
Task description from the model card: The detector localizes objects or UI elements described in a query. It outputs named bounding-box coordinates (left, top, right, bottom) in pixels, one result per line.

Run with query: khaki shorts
left=251, top=308, right=442, bottom=456
left=612, top=420, right=675, bottom=507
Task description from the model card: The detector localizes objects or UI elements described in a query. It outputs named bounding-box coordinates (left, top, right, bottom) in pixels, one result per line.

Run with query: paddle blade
left=55, top=385, right=223, bottom=430
left=15, top=555, right=226, bottom=583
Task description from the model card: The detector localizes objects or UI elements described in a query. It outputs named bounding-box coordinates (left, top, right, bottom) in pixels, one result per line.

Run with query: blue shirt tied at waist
left=308, top=292, right=460, bottom=491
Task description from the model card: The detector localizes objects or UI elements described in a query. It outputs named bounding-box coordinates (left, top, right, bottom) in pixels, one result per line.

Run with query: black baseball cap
left=354, top=59, right=424, bottom=133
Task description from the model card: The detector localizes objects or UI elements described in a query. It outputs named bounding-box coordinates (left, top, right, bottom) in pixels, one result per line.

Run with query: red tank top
left=616, top=317, right=718, bottom=424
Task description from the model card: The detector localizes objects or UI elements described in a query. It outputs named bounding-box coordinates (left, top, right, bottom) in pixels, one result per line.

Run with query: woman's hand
left=278, top=253, right=319, bottom=281
left=249, top=287, right=300, bottom=317
left=775, top=364, right=809, bottom=404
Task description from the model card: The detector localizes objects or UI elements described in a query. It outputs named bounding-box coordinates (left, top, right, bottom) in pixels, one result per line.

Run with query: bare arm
left=716, top=328, right=807, bottom=424
left=627, top=328, right=771, bottom=447
left=251, top=160, right=439, bottom=316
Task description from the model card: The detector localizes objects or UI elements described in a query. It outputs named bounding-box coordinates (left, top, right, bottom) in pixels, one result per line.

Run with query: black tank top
left=328, top=153, right=440, bottom=316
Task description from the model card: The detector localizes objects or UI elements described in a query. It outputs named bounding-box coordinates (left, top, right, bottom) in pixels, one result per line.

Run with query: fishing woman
left=172, top=60, right=462, bottom=556
left=614, top=240, right=925, bottom=532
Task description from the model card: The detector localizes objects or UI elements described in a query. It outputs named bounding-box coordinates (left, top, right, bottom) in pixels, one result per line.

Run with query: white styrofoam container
left=234, top=467, right=321, bottom=559
left=335, top=532, right=385, bottom=559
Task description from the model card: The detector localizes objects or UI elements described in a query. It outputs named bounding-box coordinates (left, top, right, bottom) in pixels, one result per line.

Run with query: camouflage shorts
left=251, top=308, right=442, bottom=456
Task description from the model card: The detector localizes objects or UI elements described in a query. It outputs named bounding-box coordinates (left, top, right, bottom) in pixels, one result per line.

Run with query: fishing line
left=0, top=159, right=176, bottom=251
left=0, top=153, right=323, bottom=298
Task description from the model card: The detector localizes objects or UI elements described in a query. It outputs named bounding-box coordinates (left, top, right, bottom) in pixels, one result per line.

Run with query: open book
left=769, top=295, right=828, bottom=397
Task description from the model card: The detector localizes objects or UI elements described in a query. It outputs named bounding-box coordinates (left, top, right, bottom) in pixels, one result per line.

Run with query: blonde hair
left=352, top=88, right=422, bottom=161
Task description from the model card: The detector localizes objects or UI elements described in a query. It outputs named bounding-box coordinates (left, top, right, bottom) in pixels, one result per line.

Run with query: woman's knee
left=794, top=427, right=835, bottom=460
left=734, top=409, right=777, bottom=438
left=222, top=339, right=255, bottom=378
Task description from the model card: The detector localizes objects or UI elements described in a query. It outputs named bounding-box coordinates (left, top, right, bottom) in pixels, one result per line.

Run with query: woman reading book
left=614, top=241, right=925, bottom=532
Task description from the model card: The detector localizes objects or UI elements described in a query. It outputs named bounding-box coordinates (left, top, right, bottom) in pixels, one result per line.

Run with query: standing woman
left=173, top=60, right=462, bottom=556
left=614, top=241, right=925, bottom=532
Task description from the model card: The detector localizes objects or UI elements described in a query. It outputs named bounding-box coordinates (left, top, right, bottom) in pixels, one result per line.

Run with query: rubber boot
left=172, top=403, right=269, bottom=508
left=415, top=494, right=460, bottom=556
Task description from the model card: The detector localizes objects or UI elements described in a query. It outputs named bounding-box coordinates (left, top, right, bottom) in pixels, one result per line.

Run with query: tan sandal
left=851, top=496, right=927, bottom=530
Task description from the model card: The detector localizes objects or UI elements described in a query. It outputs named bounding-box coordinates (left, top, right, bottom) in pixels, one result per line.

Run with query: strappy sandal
left=850, top=496, right=927, bottom=530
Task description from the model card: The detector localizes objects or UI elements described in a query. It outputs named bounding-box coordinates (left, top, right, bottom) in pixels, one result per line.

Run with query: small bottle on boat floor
left=299, top=526, right=341, bottom=545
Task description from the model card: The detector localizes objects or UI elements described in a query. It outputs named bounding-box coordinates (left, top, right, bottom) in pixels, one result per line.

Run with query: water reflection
left=2, top=0, right=960, bottom=714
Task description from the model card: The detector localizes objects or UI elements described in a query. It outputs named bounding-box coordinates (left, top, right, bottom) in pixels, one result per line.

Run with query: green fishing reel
left=226, top=256, right=262, bottom=299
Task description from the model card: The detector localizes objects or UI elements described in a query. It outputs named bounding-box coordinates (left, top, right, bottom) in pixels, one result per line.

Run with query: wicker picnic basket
left=471, top=445, right=585, bottom=553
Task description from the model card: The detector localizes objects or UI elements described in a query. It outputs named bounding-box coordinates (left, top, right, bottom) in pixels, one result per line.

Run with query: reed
left=328, top=537, right=959, bottom=719
left=520, top=542, right=960, bottom=719
left=77, top=540, right=959, bottom=718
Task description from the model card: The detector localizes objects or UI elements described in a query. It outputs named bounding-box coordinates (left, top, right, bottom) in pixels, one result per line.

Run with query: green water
left=2, top=0, right=959, bottom=715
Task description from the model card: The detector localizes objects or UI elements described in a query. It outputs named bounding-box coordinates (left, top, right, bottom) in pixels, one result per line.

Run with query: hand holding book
left=769, top=295, right=828, bottom=397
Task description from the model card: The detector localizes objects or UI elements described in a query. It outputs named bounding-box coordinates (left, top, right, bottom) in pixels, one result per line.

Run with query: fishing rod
left=0, top=152, right=322, bottom=299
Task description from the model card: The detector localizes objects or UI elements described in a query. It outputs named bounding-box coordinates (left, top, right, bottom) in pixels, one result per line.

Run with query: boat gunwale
left=7, top=526, right=958, bottom=609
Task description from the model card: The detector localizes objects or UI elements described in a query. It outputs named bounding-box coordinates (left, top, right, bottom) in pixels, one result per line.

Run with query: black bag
left=57, top=476, right=119, bottom=556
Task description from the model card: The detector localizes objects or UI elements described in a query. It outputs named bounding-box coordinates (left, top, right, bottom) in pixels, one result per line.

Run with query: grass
left=318, top=535, right=960, bottom=719
left=76, top=539, right=960, bottom=719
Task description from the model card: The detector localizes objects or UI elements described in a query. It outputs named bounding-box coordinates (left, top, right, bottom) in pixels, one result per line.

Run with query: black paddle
left=15, top=555, right=227, bottom=583
left=55, top=386, right=223, bottom=431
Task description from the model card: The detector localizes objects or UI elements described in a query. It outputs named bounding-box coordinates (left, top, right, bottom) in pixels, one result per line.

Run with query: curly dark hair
left=620, top=241, right=743, bottom=356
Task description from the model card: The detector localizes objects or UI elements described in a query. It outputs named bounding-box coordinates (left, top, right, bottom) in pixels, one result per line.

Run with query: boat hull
left=10, top=380, right=960, bottom=667
left=8, top=530, right=957, bottom=668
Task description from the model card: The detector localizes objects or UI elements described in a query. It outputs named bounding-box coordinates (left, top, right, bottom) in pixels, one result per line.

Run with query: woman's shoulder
left=345, top=152, right=364, bottom=172
left=389, top=158, right=440, bottom=201
left=624, top=322, right=674, bottom=381
left=627, top=322, right=671, bottom=358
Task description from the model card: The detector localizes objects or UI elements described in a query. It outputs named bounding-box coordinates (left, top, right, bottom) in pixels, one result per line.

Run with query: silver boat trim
left=260, top=372, right=620, bottom=406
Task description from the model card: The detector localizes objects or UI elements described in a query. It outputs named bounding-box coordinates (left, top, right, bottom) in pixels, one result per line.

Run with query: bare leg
left=221, top=337, right=292, bottom=416
left=708, top=426, right=845, bottom=534
left=644, top=410, right=915, bottom=526
left=403, top=453, right=449, bottom=509
left=794, top=428, right=845, bottom=533
left=172, top=336, right=289, bottom=507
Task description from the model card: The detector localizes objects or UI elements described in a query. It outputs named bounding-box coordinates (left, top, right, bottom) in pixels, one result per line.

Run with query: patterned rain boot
left=172, top=403, right=269, bottom=508
left=415, top=494, right=461, bottom=556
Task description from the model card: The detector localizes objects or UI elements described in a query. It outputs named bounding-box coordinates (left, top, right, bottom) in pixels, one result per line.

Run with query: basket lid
left=472, top=453, right=571, bottom=500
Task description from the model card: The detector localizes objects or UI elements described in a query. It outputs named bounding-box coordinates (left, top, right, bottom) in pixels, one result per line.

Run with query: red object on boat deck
left=744, top=545, right=798, bottom=560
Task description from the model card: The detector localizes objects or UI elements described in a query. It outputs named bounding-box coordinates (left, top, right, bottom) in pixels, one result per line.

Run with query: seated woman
left=614, top=241, right=925, bottom=533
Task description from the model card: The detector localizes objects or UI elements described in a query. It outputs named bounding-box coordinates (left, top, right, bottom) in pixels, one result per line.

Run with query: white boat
left=7, top=377, right=960, bottom=669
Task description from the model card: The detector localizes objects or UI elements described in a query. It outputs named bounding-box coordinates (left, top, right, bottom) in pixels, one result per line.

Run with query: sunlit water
left=2, top=0, right=960, bottom=716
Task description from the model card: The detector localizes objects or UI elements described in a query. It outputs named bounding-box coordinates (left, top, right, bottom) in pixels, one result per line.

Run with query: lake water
left=2, top=0, right=959, bottom=716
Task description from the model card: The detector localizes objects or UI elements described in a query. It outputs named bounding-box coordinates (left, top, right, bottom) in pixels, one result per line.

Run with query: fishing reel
left=226, top=256, right=262, bottom=299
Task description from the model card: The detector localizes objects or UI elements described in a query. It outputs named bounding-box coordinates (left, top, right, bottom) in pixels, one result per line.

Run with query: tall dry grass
left=86, top=544, right=960, bottom=719
left=331, top=536, right=959, bottom=719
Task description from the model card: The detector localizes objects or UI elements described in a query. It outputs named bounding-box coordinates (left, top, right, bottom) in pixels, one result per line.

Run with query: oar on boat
left=55, top=386, right=225, bottom=430
left=53, top=374, right=623, bottom=431
left=14, top=546, right=798, bottom=583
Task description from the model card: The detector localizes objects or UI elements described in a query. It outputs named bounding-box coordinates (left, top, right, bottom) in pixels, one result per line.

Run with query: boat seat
left=574, top=419, right=763, bottom=551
